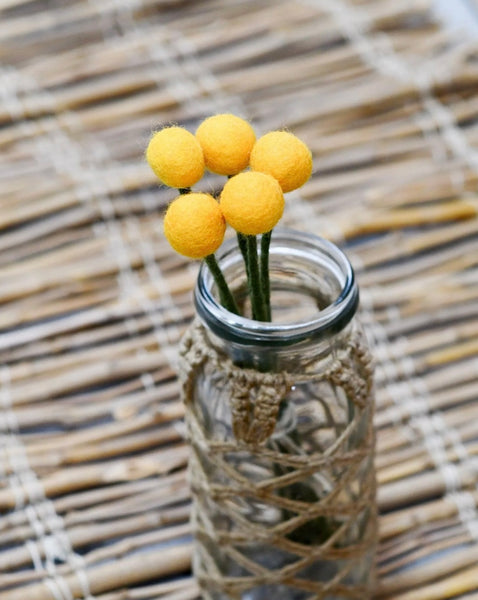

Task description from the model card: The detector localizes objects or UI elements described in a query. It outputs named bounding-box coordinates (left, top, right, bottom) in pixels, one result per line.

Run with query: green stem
left=237, top=233, right=250, bottom=279
left=178, top=187, right=190, bottom=195
left=260, top=231, right=272, bottom=321
left=204, top=254, right=240, bottom=315
left=246, top=235, right=267, bottom=321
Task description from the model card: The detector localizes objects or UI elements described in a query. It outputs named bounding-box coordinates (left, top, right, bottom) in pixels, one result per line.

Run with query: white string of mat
left=0, top=58, right=102, bottom=599
left=0, top=364, right=93, bottom=600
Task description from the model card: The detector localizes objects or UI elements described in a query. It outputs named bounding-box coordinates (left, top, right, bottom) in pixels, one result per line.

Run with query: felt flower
left=146, top=126, right=205, bottom=188
left=250, top=130, right=312, bottom=192
left=145, top=116, right=314, bottom=320
left=220, top=171, right=284, bottom=235
left=196, top=114, right=256, bottom=175
left=164, top=193, right=225, bottom=259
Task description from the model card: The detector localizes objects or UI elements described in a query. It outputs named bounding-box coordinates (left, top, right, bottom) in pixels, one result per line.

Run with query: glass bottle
left=180, top=229, right=377, bottom=600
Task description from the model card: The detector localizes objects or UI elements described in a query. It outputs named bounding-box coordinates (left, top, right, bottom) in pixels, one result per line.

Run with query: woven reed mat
left=0, top=0, right=477, bottom=599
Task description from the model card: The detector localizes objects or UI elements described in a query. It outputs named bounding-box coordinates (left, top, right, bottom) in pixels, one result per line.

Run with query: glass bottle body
left=185, top=230, right=376, bottom=600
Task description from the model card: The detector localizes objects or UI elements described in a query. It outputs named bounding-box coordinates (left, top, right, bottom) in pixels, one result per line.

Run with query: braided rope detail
left=178, top=320, right=377, bottom=599
left=179, top=320, right=291, bottom=445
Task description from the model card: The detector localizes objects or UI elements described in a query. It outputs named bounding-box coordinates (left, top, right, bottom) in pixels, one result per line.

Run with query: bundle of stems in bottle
left=145, top=114, right=313, bottom=321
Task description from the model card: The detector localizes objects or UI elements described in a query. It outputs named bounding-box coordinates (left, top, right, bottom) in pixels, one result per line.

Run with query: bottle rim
left=194, top=228, right=359, bottom=347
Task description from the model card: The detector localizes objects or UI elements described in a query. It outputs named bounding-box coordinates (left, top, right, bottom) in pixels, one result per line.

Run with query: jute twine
left=179, top=320, right=377, bottom=599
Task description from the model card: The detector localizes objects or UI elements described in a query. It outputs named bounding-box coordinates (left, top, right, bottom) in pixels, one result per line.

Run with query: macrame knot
left=179, top=319, right=291, bottom=445
left=226, top=367, right=290, bottom=444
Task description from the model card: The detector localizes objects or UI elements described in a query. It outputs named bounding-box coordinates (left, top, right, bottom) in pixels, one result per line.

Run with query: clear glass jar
left=182, top=229, right=376, bottom=600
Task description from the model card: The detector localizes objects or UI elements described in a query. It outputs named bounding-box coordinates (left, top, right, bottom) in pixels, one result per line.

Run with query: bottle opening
left=194, top=228, right=359, bottom=347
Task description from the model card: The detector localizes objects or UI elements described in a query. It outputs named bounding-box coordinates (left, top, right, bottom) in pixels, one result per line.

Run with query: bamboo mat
left=0, top=0, right=477, bottom=598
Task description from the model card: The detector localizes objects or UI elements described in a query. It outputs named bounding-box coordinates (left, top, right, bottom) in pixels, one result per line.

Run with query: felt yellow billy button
left=164, top=193, right=225, bottom=259
left=250, top=131, right=313, bottom=192
left=220, top=171, right=284, bottom=235
left=196, top=114, right=256, bottom=175
left=146, top=126, right=205, bottom=188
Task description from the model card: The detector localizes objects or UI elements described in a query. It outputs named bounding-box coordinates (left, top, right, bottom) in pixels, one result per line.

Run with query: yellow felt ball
left=196, top=114, right=256, bottom=175
left=250, top=131, right=313, bottom=192
left=220, top=172, right=284, bottom=235
left=146, top=126, right=205, bottom=188
left=164, top=193, right=225, bottom=259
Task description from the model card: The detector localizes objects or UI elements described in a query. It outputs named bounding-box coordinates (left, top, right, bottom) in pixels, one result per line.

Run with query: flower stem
left=237, top=233, right=250, bottom=278
left=204, top=254, right=240, bottom=315
left=246, top=235, right=267, bottom=321
left=260, top=230, right=272, bottom=321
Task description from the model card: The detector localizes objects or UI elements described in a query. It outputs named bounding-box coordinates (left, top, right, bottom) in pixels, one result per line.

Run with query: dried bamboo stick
left=374, top=319, right=478, bottom=384
left=360, top=235, right=478, bottom=288
left=378, top=465, right=478, bottom=512
left=0, top=568, right=195, bottom=599
left=387, top=564, right=478, bottom=600
left=379, top=516, right=463, bottom=559
left=2, top=377, right=180, bottom=431
left=380, top=492, right=478, bottom=540
left=354, top=220, right=478, bottom=271
left=376, top=358, right=478, bottom=422
left=378, top=439, right=478, bottom=485
left=375, top=380, right=478, bottom=430
left=1, top=543, right=193, bottom=600
left=379, top=301, right=478, bottom=339
left=377, top=318, right=478, bottom=360
left=29, top=425, right=184, bottom=469
left=150, top=586, right=199, bottom=600
left=0, top=310, right=158, bottom=363
left=53, top=477, right=162, bottom=514
left=425, top=337, right=478, bottom=367
left=93, top=578, right=198, bottom=600
left=378, top=530, right=470, bottom=576
left=5, top=353, right=167, bottom=406
left=81, top=521, right=192, bottom=567
left=0, top=475, right=185, bottom=540
left=4, top=329, right=170, bottom=384
left=0, top=282, right=193, bottom=353
left=0, top=253, right=193, bottom=306
left=0, top=444, right=189, bottom=510
left=0, top=226, right=92, bottom=268
left=376, top=405, right=478, bottom=466
left=341, top=198, right=478, bottom=238
left=17, top=417, right=185, bottom=468
left=64, top=488, right=191, bottom=528
left=0, top=493, right=190, bottom=571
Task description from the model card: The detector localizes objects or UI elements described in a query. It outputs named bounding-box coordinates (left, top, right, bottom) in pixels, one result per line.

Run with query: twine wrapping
left=179, top=320, right=377, bottom=599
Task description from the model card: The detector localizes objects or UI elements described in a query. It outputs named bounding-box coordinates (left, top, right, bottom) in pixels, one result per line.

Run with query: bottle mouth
left=194, top=228, right=359, bottom=347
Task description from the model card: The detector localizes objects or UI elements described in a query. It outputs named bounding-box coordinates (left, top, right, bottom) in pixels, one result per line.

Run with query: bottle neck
left=194, top=229, right=358, bottom=367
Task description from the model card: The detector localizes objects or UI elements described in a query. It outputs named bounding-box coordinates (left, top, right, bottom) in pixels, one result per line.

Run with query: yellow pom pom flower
left=250, top=130, right=313, bottom=192
left=164, top=193, right=225, bottom=259
left=220, top=171, right=284, bottom=235
left=196, top=114, right=256, bottom=175
left=146, top=126, right=205, bottom=189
